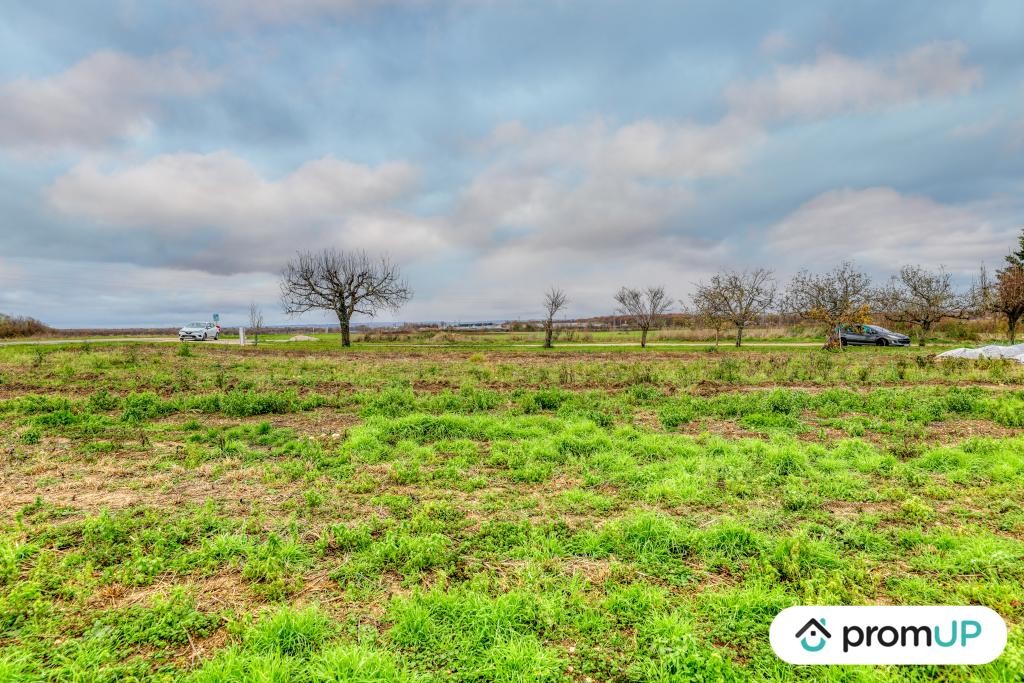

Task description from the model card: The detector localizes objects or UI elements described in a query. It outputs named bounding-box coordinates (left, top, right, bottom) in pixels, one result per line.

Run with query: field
left=2, top=340, right=1024, bottom=681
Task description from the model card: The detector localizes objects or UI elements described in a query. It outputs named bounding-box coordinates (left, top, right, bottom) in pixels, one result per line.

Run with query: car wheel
left=876, top=338, right=888, bottom=347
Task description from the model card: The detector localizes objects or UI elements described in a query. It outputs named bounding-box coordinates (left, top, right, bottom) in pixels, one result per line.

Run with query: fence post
left=239, top=328, right=246, bottom=346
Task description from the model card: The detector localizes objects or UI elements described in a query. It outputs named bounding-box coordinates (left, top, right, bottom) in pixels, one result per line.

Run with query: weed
left=244, top=605, right=336, bottom=655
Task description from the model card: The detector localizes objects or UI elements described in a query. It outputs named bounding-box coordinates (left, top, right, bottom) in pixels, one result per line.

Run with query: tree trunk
left=337, top=311, right=351, bottom=347
left=824, top=324, right=842, bottom=351
left=640, top=326, right=649, bottom=348
left=1010, top=313, right=1021, bottom=344
left=735, top=325, right=744, bottom=347
left=918, top=321, right=930, bottom=346
left=544, top=321, right=553, bottom=348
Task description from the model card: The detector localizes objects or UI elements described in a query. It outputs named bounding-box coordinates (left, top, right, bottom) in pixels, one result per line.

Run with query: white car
left=179, top=321, right=219, bottom=341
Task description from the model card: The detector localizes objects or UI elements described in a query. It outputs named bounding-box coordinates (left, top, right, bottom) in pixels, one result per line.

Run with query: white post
left=239, top=327, right=246, bottom=346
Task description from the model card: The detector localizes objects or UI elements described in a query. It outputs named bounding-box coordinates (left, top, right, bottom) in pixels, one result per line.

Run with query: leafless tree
left=875, top=266, right=970, bottom=346
left=280, top=249, right=412, bottom=347
left=614, top=286, right=672, bottom=348
left=970, top=264, right=997, bottom=318
left=687, top=294, right=728, bottom=347
left=247, top=301, right=265, bottom=347
left=974, top=247, right=1024, bottom=343
left=988, top=266, right=1024, bottom=343
left=691, top=268, right=776, bottom=347
left=542, top=287, right=568, bottom=349
left=783, top=261, right=873, bottom=349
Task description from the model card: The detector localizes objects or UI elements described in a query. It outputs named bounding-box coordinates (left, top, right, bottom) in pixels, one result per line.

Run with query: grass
left=1, top=341, right=1023, bottom=680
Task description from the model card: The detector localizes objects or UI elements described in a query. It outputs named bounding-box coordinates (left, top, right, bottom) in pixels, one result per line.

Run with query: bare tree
left=691, top=268, right=776, bottom=347
left=974, top=238, right=1024, bottom=343
left=687, top=295, right=728, bottom=347
left=614, top=286, right=672, bottom=348
left=280, top=249, right=412, bottom=347
left=247, top=302, right=265, bottom=347
left=875, top=265, right=970, bottom=346
left=988, top=266, right=1024, bottom=343
left=542, top=287, right=568, bottom=349
left=970, top=264, right=997, bottom=319
left=783, top=262, right=873, bottom=349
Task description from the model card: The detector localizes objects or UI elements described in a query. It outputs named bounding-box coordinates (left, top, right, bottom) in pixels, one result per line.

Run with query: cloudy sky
left=2, top=0, right=1023, bottom=327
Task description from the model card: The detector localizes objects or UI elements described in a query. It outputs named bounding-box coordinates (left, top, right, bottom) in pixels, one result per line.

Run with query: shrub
left=0, top=313, right=53, bottom=339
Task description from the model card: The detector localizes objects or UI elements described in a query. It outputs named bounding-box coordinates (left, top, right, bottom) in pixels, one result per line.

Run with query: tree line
left=551, top=231, right=1024, bottom=349
left=271, top=231, right=1024, bottom=349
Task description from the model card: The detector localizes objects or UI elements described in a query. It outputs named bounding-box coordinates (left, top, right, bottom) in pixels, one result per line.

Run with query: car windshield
left=866, top=325, right=892, bottom=334
left=187, top=322, right=205, bottom=327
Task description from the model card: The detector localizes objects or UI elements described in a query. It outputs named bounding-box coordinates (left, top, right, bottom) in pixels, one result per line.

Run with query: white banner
left=770, top=606, right=1007, bottom=665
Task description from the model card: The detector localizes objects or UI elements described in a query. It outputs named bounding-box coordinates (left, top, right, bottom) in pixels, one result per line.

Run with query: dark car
left=837, top=324, right=910, bottom=347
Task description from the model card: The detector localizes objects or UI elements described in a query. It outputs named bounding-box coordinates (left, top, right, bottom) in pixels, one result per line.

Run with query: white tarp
left=937, top=343, right=1024, bottom=363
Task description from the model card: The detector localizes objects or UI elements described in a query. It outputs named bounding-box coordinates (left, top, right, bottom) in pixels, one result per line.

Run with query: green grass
left=1, top=342, right=1023, bottom=680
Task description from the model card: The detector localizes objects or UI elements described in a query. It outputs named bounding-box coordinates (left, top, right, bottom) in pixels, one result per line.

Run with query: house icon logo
left=796, top=618, right=831, bottom=652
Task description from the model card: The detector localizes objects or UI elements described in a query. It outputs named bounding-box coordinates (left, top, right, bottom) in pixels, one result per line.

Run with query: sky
left=1, top=0, right=1023, bottom=328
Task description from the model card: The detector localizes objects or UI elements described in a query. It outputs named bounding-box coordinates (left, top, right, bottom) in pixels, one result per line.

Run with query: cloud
left=455, top=116, right=759, bottom=251
left=0, top=257, right=28, bottom=311
left=0, top=256, right=281, bottom=327
left=766, top=187, right=1016, bottom=272
left=401, top=241, right=729, bottom=322
left=0, top=50, right=219, bottom=153
left=759, top=31, right=791, bottom=56
left=210, top=0, right=435, bottom=25
left=728, top=42, right=981, bottom=122
left=429, top=114, right=750, bottom=318
left=480, top=116, right=757, bottom=179
left=46, top=152, right=445, bottom=273
left=453, top=42, right=983, bottom=258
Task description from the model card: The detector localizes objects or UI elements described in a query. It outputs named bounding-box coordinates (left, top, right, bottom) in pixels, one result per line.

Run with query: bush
left=0, top=313, right=53, bottom=339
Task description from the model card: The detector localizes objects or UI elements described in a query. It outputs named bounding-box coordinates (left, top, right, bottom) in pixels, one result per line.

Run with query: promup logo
left=795, top=618, right=831, bottom=652
left=771, top=606, right=1006, bottom=665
